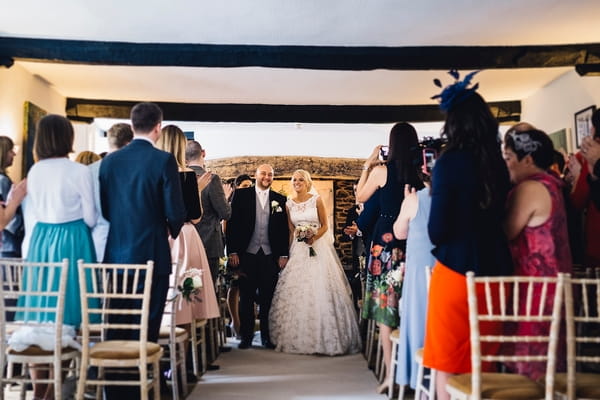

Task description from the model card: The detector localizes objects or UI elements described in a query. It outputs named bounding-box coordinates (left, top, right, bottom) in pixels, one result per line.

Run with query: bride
left=269, top=169, right=361, bottom=355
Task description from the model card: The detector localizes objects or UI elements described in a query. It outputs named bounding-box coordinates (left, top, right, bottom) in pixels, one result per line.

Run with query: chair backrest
left=564, top=274, right=600, bottom=400
left=0, top=257, right=69, bottom=329
left=0, top=258, right=69, bottom=389
left=77, top=260, right=154, bottom=358
left=161, top=262, right=182, bottom=329
left=465, top=271, right=566, bottom=400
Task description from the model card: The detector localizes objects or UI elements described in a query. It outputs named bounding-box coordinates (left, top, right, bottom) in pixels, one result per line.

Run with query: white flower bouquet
left=385, top=262, right=405, bottom=288
left=295, top=223, right=318, bottom=257
left=177, top=268, right=203, bottom=303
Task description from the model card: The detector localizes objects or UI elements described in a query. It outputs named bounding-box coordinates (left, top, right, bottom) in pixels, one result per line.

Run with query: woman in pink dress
left=157, top=125, right=220, bottom=324
left=503, top=126, right=571, bottom=380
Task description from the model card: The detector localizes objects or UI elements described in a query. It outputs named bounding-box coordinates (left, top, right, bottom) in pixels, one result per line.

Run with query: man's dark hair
left=130, top=102, right=162, bottom=134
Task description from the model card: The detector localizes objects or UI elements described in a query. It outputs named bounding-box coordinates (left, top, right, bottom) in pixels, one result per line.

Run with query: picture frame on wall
left=574, top=105, right=596, bottom=148
left=23, top=101, right=47, bottom=176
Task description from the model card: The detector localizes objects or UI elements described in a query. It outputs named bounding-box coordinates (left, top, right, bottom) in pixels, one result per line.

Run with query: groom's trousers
left=238, top=249, right=279, bottom=344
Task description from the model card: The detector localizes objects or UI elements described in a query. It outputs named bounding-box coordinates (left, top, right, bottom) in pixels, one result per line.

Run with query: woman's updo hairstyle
left=504, top=128, right=554, bottom=170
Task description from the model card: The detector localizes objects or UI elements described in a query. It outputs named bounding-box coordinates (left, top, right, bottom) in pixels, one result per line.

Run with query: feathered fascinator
left=431, top=69, right=480, bottom=111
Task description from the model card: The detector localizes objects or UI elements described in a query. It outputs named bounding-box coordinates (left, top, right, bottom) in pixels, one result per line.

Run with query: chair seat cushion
left=89, top=340, right=162, bottom=360
left=159, top=327, right=187, bottom=339
left=448, top=373, right=544, bottom=399
left=7, top=345, right=79, bottom=356
left=554, top=372, right=600, bottom=399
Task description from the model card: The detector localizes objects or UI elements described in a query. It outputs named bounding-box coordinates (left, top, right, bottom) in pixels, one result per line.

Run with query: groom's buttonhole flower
left=271, top=200, right=282, bottom=214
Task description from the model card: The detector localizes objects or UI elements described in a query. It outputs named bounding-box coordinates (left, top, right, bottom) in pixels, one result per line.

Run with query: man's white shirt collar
left=133, top=135, right=155, bottom=145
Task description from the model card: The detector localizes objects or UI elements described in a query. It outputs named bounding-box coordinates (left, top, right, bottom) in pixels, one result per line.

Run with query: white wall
left=0, top=63, right=65, bottom=179
left=93, top=119, right=445, bottom=161
left=522, top=70, right=600, bottom=152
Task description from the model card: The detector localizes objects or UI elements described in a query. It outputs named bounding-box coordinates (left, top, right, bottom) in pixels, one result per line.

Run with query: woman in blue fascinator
left=422, top=71, right=513, bottom=400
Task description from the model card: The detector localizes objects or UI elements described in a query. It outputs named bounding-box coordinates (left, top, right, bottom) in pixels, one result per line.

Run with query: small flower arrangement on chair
left=177, top=268, right=203, bottom=303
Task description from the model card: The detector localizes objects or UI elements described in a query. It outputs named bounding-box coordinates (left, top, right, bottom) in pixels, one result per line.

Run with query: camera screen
left=423, top=149, right=437, bottom=174
left=379, top=146, right=389, bottom=160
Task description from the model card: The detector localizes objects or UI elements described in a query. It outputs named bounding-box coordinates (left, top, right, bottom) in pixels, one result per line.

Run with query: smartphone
left=379, top=146, right=389, bottom=161
left=422, top=148, right=437, bottom=175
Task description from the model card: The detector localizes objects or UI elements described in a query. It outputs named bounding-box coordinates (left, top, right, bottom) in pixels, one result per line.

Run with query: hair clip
left=431, top=69, right=480, bottom=111
left=508, top=131, right=541, bottom=154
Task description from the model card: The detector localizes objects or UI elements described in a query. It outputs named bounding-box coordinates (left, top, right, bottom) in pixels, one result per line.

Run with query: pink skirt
left=170, top=223, right=220, bottom=324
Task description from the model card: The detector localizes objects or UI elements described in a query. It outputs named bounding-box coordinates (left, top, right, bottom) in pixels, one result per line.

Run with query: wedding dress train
left=269, top=195, right=362, bottom=355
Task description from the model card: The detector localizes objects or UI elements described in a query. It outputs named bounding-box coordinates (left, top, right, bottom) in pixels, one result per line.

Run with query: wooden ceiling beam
left=66, top=98, right=521, bottom=124
left=2, top=37, right=599, bottom=70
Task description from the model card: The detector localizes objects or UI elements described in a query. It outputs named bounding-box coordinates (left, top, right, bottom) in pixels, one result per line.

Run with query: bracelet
left=362, top=166, right=370, bottom=171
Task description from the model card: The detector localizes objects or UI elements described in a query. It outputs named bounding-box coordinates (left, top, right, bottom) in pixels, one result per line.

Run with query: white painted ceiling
left=2, top=0, right=600, bottom=158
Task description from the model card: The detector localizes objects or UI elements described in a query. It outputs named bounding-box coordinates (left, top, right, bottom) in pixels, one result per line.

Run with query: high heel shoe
left=376, top=379, right=391, bottom=394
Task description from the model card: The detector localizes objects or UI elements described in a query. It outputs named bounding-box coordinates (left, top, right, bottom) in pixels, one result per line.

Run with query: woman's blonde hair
left=75, top=150, right=101, bottom=166
left=158, top=125, right=187, bottom=169
left=291, top=169, right=313, bottom=192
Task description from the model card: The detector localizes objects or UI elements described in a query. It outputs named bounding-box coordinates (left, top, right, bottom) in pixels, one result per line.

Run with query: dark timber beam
left=66, top=98, right=521, bottom=124
left=1, top=37, right=599, bottom=70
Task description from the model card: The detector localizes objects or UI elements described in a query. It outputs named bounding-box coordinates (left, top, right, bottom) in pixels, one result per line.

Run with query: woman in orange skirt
left=423, top=71, right=513, bottom=400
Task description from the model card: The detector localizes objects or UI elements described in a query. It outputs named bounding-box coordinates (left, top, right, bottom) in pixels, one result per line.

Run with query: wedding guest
left=99, top=103, right=186, bottom=398
left=185, top=141, right=231, bottom=285
left=356, top=122, right=424, bottom=393
left=502, top=127, right=571, bottom=380
left=580, top=134, right=600, bottom=208
left=566, top=108, right=600, bottom=267
left=75, top=150, right=101, bottom=165
left=224, top=173, right=253, bottom=339
left=185, top=140, right=232, bottom=360
left=392, top=141, right=439, bottom=391
left=226, top=164, right=289, bottom=349
left=157, top=125, right=220, bottom=325
left=89, top=123, right=133, bottom=262
left=20, top=114, right=97, bottom=400
left=269, top=169, right=361, bottom=355
left=341, top=181, right=366, bottom=311
left=0, top=136, right=25, bottom=257
left=422, top=71, right=512, bottom=400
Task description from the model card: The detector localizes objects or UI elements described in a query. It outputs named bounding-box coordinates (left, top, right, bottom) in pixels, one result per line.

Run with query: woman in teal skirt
left=20, top=114, right=97, bottom=400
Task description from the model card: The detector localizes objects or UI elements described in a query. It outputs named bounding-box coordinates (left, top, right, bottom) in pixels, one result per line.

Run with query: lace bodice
left=287, top=195, right=320, bottom=227
left=270, top=192, right=361, bottom=355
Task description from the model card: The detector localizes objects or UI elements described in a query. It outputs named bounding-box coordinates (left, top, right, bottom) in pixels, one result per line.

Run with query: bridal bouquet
left=295, top=223, right=318, bottom=257
left=177, top=268, right=203, bottom=303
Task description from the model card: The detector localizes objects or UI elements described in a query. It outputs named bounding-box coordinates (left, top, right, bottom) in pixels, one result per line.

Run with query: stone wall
left=206, top=155, right=364, bottom=267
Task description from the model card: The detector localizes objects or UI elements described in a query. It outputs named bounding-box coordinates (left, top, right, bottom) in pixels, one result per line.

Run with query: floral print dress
left=361, top=166, right=405, bottom=327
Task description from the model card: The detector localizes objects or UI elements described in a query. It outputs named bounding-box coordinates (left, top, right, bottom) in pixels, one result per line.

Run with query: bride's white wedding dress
left=269, top=195, right=362, bottom=355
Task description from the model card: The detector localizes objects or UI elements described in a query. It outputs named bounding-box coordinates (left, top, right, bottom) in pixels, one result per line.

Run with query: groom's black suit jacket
left=226, top=187, right=289, bottom=260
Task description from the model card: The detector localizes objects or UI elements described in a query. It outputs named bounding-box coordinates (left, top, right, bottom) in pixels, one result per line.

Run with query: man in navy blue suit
left=100, top=102, right=185, bottom=341
left=99, top=102, right=186, bottom=398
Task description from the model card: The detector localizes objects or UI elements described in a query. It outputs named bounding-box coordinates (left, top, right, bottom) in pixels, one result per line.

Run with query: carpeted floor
left=185, top=338, right=390, bottom=400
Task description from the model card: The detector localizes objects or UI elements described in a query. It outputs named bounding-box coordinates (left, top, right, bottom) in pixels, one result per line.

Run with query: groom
left=226, top=164, right=289, bottom=349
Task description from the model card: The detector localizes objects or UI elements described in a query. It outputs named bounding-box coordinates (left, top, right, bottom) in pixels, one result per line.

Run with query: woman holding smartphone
left=356, top=122, right=423, bottom=393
